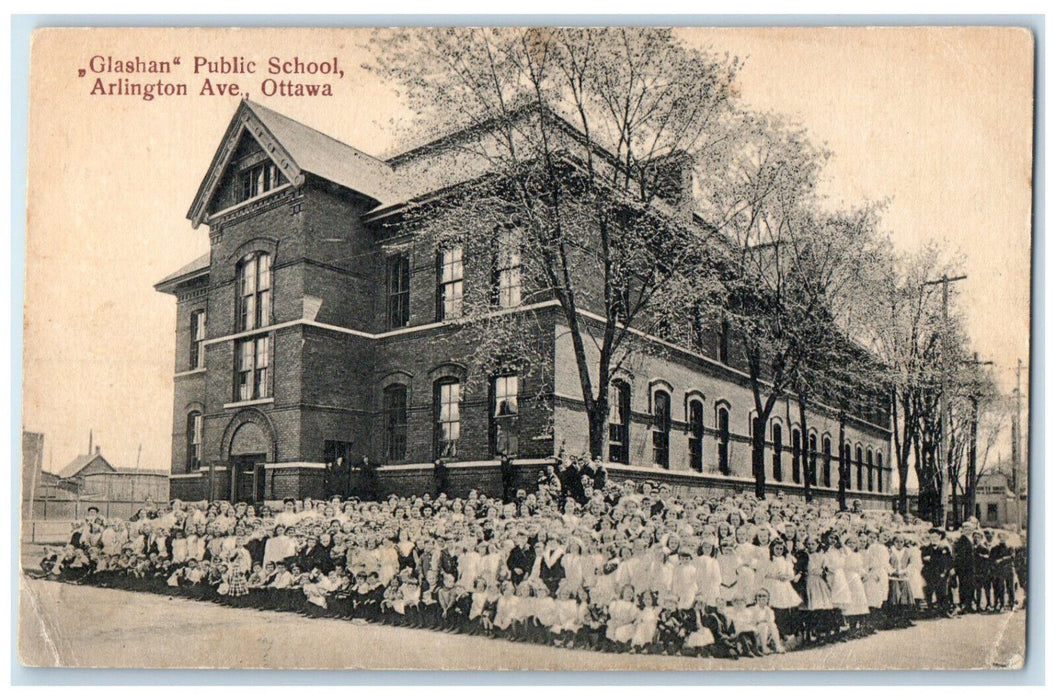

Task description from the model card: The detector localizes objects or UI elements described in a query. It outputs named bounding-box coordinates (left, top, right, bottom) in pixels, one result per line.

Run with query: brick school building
left=157, top=100, right=893, bottom=507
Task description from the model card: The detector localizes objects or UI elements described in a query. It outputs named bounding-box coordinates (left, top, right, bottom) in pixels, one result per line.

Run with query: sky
left=22, top=27, right=1033, bottom=474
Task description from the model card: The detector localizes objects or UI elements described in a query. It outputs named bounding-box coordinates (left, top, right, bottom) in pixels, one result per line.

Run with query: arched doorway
left=229, top=421, right=268, bottom=503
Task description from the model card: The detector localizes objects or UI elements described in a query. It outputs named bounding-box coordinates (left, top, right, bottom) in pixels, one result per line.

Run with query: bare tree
left=852, top=242, right=965, bottom=520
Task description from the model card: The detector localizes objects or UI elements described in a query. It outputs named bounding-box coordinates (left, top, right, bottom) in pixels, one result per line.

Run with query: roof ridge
left=244, top=100, right=392, bottom=170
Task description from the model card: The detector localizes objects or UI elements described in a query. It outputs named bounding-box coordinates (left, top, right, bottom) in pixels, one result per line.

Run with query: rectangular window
left=239, top=162, right=281, bottom=202
left=437, top=246, right=464, bottom=321
left=383, top=384, right=408, bottom=462
left=717, top=407, right=730, bottom=475
left=809, top=434, right=819, bottom=486
left=236, top=336, right=270, bottom=401
left=239, top=256, right=256, bottom=331
left=190, top=309, right=206, bottom=369
left=492, top=375, right=519, bottom=457
left=652, top=391, right=671, bottom=469
left=608, top=381, right=630, bottom=464
left=186, top=412, right=203, bottom=471
left=613, top=286, right=631, bottom=325
left=495, top=229, right=522, bottom=308
left=256, top=254, right=271, bottom=329
left=435, top=380, right=460, bottom=459
left=987, top=503, right=998, bottom=521
left=387, top=254, right=410, bottom=329
left=718, top=316, right=730, bottom=365
left=771, top=424, right=783, bottom=482
left=688, top=400, right=704, bottom=472
left=238, top=252, right=272, bottom=332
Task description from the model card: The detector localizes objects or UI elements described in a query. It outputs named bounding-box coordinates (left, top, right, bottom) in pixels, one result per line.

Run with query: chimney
left=644, top=151, right=694, bottom=220
left=95, top=446, right=101, bottom=455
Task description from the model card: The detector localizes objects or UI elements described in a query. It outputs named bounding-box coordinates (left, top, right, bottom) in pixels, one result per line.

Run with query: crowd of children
left=37, top=470, right=1025, bottom=658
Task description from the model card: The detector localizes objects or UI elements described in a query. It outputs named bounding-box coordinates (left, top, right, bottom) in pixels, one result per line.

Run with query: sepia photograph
left=16, top=24, right=1034, bottom=672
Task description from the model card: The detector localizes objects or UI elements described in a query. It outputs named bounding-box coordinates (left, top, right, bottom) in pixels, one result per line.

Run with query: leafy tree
left=369, top=27, right=740, bottom=458
left=696, top=111, right=882, bottom=499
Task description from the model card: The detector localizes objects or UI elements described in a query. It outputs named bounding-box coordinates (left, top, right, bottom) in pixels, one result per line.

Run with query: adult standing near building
left=433, top=459, right=450, bottom=498
left=562, top=459, right=587, bottom=506
left=325, top=456, right=351, bottom=499
left=920, top=528, right=954, bottom=616
left=499, top=452, right=516, bottom=504
left=989, top=531, right=1013, bottom=610
left=356, top=455, right=381, bottom=502
left=972, top=529, right=993, bottom=611
left=591, top=456, right=608, bottom=491
left=952, top=521, right=976, bottom=613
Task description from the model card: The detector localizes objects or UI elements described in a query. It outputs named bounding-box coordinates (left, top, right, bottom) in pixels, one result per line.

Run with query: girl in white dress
left=841, top=533, right=873, bottom=635
left=558, top=538, right=586, bottom=597
left=631, top=590, right=659, bottom=650
left=887, top=534, right=914, bottom=620
left=606, top=584, right=639, bottom=648
left=492, top=580, right=519, bottom=632
left=863, top=530, right=890, bottom=613
left=693, top=539, right=722, bottom=609
left=802, top=538, right=833, bottom=643
left=825, top=532, right=852, bottom=612
left=905, top=535, right=926, bottom=605
left=762, top=538, right=802, bottom=640
left=735, top=526, right=764, bottom=598
left=715, top=539, right=742, bottom=607
left=748, top=590, right=786, bottom=653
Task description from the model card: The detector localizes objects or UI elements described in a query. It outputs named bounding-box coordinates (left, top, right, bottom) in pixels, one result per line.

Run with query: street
left=18, top=574, right=1026, bottom=671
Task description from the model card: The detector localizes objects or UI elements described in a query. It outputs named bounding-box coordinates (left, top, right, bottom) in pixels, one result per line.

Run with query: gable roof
left=54, top=453, right=116, bottom=480
left=154, top=252, right=210, bottom=294
left=187, top=100, right=397, bottom=228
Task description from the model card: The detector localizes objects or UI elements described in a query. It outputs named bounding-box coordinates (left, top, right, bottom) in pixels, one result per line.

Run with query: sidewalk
left=18, top=575, right=1026, bottom=671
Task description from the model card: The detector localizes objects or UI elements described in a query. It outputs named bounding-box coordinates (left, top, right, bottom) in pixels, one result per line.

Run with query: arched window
left=382, top=384, right=408, bottom=462
left=236, top=251, right=271, bottom=332
left=492, top=374, right=519, bottom=457
left=608, top=380, right=631, bottom=464
left=823, top=436, right=833, bottom=487
left=771, top=423, right=783, bottom=482
left=866, top=448, right=875, bottom=491
left=855, top=445, right=864, bottom=490
left=809, top=433, right=818, bottom=486
left=791, top=428, right=802, bottom=483
left=877, top=452, right=885, bottom=492
left=434, top=378, right=461, bottom=459
left=186, top=411, right=203, bottom=471
left=687, top=399, right=704, bottom=472
left=717, top=404, right=731, bottom=475
left=652, top=389, right=671, bottom=469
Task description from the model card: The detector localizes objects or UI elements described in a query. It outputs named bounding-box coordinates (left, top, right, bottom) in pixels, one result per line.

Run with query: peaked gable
left=187, top=100, right=397, bottom=228
left=55, top=453, right=116, bottom=480
left=187, top=101, right=304, bottom=228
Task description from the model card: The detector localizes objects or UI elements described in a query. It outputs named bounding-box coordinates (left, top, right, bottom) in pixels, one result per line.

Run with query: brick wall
left=552, top=321, right=895, bottom=494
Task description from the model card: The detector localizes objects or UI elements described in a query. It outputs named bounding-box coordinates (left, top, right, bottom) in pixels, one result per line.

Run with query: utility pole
left=1012, top=358, right=1024, bottom=532
left=961, top=352, right=993, bottom=525
left=921, top=273, right=966, bottom=527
